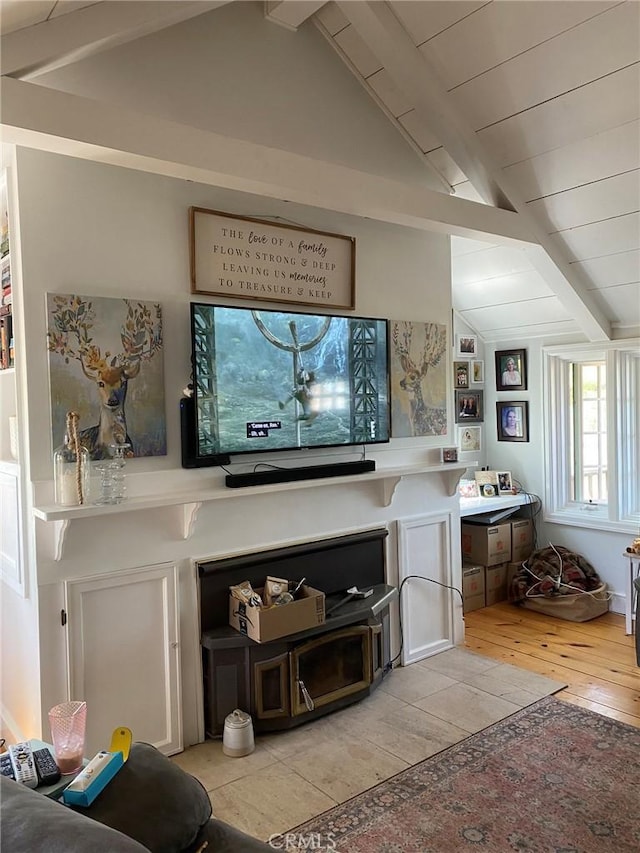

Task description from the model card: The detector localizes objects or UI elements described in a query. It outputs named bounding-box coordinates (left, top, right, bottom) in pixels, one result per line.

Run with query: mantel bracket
left=52, top=519, right=70, bottom=561
left=381, top=476, right=402, bottom=507
left=443, top=467, right=467, bottom=497
left=182, top=502, right=202, bottom=539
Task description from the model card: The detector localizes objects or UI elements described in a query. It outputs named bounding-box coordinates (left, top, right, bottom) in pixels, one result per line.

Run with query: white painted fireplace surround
left=2, top=144, right=459, bottom=760
left=32, top=458, right=465, bottom=758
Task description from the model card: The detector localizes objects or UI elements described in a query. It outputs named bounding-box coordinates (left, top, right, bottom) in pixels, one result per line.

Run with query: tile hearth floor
left=172, top=648, right=564, bottom=842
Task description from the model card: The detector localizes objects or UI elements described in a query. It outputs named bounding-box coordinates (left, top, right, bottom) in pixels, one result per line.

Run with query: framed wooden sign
left=189, top=207, right=355, bottom=310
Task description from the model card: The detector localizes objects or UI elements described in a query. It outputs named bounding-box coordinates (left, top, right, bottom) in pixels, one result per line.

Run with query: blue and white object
left=62, top=750, right=123, bottom=807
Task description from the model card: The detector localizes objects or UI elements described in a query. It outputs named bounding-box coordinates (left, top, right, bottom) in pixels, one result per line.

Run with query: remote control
left=33, top=747, right=61, bottom=786
left=8, top=742, right=38, bottom=788
left=0, top=752, right=15, bottom=780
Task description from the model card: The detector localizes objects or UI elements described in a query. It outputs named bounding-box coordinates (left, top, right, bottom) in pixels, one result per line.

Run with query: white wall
left=38, top=1, right=438, bottom=192
left=2, top=1, right=453, bottom=746
left=10, top=145, right=455, bottom=745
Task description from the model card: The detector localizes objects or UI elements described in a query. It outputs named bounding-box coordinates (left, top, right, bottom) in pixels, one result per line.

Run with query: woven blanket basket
left=521, top=583, right=609, bottom=622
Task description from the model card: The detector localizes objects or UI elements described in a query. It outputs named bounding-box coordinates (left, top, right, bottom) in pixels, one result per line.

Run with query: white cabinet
left=396, top=512, right=462, bottom=664
left=65, top=563, right=182, bottom=756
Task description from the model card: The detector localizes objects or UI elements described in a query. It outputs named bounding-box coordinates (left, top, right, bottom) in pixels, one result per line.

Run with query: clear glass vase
left=54, top=436, right=90, bottom=506
left=94, top=443, right=130, bottom=505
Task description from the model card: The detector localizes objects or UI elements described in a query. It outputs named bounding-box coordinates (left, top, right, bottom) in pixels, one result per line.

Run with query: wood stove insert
left=198, top=529, right=397, bottom=736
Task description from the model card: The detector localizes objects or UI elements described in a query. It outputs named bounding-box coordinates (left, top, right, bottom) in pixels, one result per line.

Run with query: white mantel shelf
left=33, top=462, right=469, bottom=560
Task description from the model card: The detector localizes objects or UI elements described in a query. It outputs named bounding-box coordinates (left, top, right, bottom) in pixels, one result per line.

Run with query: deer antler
left=48, top=296, right=162, bottom=378
left=421, top=323, right=447, bottom=369
left=47, top=295, right=105, bottom=379
left=120, top=301, right=163, bottom=364
left=392, top=322, right=413, bottom=359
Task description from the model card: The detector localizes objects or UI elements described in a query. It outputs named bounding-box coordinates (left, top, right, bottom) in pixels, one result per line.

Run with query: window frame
left=543, top=340, right=639, bottom=533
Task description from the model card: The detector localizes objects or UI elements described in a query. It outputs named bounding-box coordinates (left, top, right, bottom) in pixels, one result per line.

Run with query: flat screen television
left=187, top=303, right=390, bottom=464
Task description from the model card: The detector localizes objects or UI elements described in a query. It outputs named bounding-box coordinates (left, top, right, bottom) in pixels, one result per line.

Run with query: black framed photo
left=497, top=401, right=529, bottom=442
left=495, top=349, right=527, bottom=391
left=455, top=390, right=484, bottom=424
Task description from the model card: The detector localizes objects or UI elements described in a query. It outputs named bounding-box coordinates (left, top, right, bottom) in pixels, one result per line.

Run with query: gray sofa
left=0, top=742, right=272, bottom=852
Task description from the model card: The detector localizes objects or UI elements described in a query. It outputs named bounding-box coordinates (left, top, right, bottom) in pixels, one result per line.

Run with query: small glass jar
left=54, top=434, right=90, bottom=506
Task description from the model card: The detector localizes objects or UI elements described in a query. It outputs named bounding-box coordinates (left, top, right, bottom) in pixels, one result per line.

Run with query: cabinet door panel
left=397, top=513, right=455, bottom=664
left=66, top=563, right=181, bottom=756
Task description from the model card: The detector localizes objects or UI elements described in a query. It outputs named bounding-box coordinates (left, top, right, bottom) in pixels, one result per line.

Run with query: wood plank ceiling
left=1, top=0, right=639, bottom=343
left=313, top=1, right=640, bottom=343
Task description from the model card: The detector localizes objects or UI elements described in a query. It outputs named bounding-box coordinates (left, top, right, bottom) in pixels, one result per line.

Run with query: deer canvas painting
left=390, top=320, right=447, bottom=437
left=47, top=294, right=166, bottom=460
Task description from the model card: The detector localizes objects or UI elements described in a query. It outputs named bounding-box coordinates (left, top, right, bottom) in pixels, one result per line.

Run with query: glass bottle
left=54, top=412, right=90, bottom=506
left=95, top=443, right=130, bottom=505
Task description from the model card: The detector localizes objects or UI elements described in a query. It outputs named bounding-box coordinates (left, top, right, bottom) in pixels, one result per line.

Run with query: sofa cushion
left=72, top=742, right=212, bottom=853
left=0, top=776, right=148, bottom=853
left=192, top=817, right=273, bottom=852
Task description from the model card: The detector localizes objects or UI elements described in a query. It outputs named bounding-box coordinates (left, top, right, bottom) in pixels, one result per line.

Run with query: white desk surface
left=460, top=493, right=538, bottom=518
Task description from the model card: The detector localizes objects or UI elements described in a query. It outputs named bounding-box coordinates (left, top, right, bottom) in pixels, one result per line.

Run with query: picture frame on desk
left=497, top=471, right=513, bottom=494
left=475, top=470, right=499, bottom=498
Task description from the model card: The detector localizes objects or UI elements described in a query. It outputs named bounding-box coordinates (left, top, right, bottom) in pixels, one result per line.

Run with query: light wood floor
left=464, top=602, right=640, bottom=728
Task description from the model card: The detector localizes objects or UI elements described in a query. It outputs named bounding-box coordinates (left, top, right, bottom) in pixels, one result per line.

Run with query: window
left=571, top=361, right=607, bottom=504
left=543, top=341, right=639, bottom=533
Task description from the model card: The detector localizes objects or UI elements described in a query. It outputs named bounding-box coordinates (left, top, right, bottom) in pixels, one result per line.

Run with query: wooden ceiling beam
left=1, top=76, right=536, bottom=246
left=1, top=0, right=230, bottom=79
left=264, top=1, right=328, bottom=32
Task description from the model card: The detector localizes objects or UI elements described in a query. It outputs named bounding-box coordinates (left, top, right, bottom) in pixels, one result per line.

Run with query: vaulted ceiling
left=1, top=1, right=639, bottom=343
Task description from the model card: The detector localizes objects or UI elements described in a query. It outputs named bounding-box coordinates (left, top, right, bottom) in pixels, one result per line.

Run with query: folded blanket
left=510, top=545, right=602, bottom=603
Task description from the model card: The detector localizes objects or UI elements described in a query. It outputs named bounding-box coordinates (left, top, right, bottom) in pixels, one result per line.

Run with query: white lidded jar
left=222, top=709, right=255, bottom=757
left=54, top=412, right=90, bottom=506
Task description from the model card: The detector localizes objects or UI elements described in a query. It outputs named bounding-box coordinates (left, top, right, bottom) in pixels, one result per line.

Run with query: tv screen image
left=191, top=303, right=390, bottom=460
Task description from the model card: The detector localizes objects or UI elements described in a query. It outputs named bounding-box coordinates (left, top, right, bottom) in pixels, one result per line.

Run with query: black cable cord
left=388, top=574, right=464, bottom=669
left=511, top=480, right=542, bottom=550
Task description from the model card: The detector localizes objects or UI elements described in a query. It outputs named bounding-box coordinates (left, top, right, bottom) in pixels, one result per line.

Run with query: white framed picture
left=471, top=360, right=484, bottom=384
left=456, top=333, right=478, bottom=358
left=458, top=425, right=481, bottom=452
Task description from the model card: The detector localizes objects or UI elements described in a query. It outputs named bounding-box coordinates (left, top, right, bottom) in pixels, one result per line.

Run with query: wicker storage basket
left=521, top=583, right=609, bottom=622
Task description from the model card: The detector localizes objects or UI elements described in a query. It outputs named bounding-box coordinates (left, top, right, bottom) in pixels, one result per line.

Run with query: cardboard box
left=463, top=593, right=485, bottom=613
left=229, top=585, right=325, bottom=643
left=462, top=563, right=485, bottom=613
left=485, top=562, right=509, bottom=606
left=461, top=522, right=512, bottom=566
left=511, top=518, right=534, bottom=562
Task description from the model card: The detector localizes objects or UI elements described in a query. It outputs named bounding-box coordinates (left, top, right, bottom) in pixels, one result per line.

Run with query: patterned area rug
left=295, top=697, right=639, bottom=852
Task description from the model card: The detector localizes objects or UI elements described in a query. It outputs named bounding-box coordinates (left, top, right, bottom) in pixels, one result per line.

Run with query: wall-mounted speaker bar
left=225, top=460, right=376, bottom=488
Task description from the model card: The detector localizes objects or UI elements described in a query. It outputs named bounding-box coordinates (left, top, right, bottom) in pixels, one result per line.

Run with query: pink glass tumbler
left=48, top=700, right=87, bottom=774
